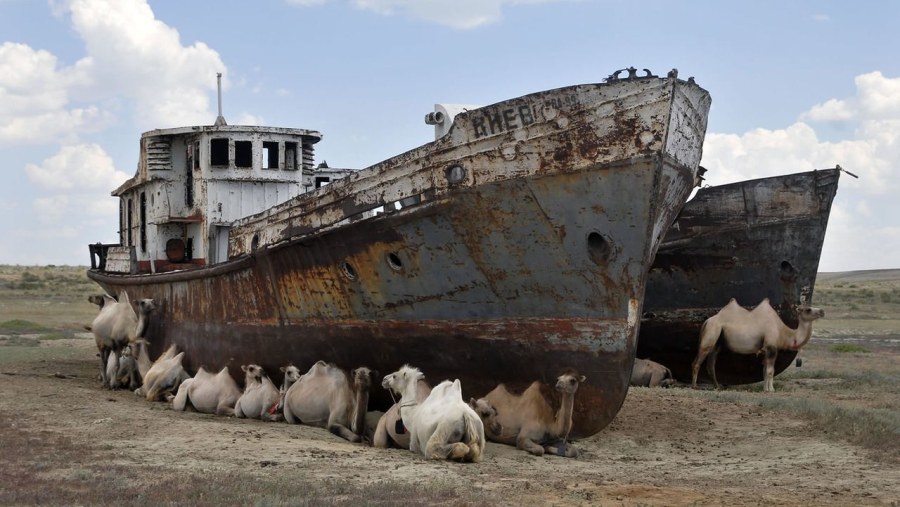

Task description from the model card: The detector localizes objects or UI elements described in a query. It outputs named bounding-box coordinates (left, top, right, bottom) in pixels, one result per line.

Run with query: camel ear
left=469, top=397, right=476, bottom=407
left=241, top=365, right=248, bottom=373
left=280, top=366, right=286, bottom=373
left=579, top=375, right=586, bottom=383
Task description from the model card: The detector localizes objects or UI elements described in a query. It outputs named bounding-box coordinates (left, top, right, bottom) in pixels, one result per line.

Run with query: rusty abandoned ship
left=87, top=68, right=711, bottom=437
left=639, top=168, right=842, bottom=384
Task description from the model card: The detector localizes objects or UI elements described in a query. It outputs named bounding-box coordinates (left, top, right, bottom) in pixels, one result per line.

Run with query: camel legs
left=763, top=346, right=777, bottom=392
left=98, top=348, right=110, bottom=386
left=544, top=440, right=579, bottom=458
left=517, top=435, right=547, bottom=456
left=329, top=423, right=362, bottom=443
left=424, top=433, right=470, bottom=461
left=693, top=319, right=723, bottom=389
left=706, top=346, right=721, bottom=389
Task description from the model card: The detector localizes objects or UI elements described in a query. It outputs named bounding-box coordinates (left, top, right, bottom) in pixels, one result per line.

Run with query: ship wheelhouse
left=90, top=125, right=324, bottom=274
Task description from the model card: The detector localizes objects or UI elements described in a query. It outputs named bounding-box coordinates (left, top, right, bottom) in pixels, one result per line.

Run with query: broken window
left=139, top=192, right=147, bottom=253
left=235, top=141, right=252, bottom=168
left=315, top=176, right=331, bottom=188
left=284, top=142, right=297, bottom=171
left=210, top=138, right=229, bottom=167
left=126, top=198, right=133, bottom=247
left=263, top=141, right=279, bottom=169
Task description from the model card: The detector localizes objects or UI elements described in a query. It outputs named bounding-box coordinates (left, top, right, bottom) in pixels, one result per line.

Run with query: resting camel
left=471, top=371, right=585, bottom=458
left=382, top=365, right=485, bottom=462
left=89, top=292, right=155, bottom=387
left=691, top=298, right=825, bottom=392
left=630, top=358, right=676, bottom=388
left=234, top=364, right=282, bottom=421
left=173, top=366, right=242, bottom=416
left=274, top=365, right=303, bottom=414
left=282, top=361, right=376, bottom=442
left=373, top=377, right=432, bottom=449
left=137, top=344, right=189, bottom=401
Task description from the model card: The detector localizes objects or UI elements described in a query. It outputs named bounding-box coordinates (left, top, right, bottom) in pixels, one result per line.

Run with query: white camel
left=234, top=364, right=282, bottom=421
left=373, top=377, right=431, bottom=449
left=382, top=365, right=485, bottom=462
left=691, top=298, right=825, bottom=392
left=89, top=292, right=155, bottom=387
left=172, top=366, right=242, bottom=416
left=137, top=344, right=189, bottom=401
left=282, top=361, right=376, bottom=443
left=470, top=371, right=585, bottom=458
left=630, top=358, right=676, bottom=388
left=274, top=365, right=303, bottom=414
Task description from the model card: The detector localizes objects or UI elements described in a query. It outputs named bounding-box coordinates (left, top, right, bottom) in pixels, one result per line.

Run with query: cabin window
left=126, top=198, right=133, bottom=247
left=185, top=147, right=194, bottom=207
left=139, top=192, right=147, bottom=253
left=315, top=176, right=331, bottom=188
left=119, top=200, right=125, bottom=245
left=284, top=142, right=297, bottom=171
left=193, top=142, right=200, bottom=169
left=235, top=141, right=252, bottom=168
left=263, top=141, right=279, bottom=170
left=210, top=138, right=229, bottom=166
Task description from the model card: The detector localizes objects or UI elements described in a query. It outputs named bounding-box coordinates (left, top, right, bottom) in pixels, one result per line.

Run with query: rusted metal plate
left=639, top=169, right=841, bottom=384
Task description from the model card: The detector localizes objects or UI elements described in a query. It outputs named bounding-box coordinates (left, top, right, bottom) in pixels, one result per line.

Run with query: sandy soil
left=1, top=338, right=898, bottom=506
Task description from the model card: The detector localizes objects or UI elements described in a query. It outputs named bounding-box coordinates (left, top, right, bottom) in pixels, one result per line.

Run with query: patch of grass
left=830, top=343, right=870, bottom=353
left=0, top=319, right=51, bottom=334
left=0, top=336, right=40, bottom=347
left=37, top=330, right=78, bottom=341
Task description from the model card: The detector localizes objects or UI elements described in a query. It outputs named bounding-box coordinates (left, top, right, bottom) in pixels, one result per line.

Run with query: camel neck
left=553, top=392, right=576, bottom=438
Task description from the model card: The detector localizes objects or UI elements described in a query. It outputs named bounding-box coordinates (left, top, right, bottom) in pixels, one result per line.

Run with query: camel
left=234, top=364, right=282, bottom=421
left=114, top=345, right=140, bottom=391
left=373, top=378, right=432, bottom=449
left=470, top=371, right=585, bottom=458
left=89, top=292, right=155, bottom=386
left=137, top=344, right=189, bottom=401
left=382, top=365, right=485, bottom=462
left=274, top=364, right=303, bottom=413
left=691, top=298, right=825, bottom=392
left=630, top=358, right=676, bottom=388
left=105, top=350, right=119, bottom=390
left=282, top=361, right=376, bottom=443
left=172, top=366, right=242, bottom=416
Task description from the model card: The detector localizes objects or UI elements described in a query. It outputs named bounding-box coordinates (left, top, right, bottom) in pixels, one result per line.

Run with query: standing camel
left=89, top=292, right=155, bottom=387
left=691, top=298, right=824, bottom=392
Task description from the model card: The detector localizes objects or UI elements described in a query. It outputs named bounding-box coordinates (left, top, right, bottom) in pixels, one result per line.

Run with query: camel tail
left=463, top=414, right=484, bottom=463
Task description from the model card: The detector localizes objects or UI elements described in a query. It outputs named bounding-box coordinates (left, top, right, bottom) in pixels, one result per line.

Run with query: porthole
left=446, top=165, right=466, bottom=185
left=587, top=231, right=612, bottom=265
left=342, top=262, right=358, bottom=280
left=387, top=252, right=403, bottom=271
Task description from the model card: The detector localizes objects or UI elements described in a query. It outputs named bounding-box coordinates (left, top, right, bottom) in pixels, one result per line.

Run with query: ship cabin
left=89, top=124, right=355, bottom=274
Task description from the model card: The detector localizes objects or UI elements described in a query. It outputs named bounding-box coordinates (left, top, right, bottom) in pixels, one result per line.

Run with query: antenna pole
left=214, top=72, right=227, bottom=126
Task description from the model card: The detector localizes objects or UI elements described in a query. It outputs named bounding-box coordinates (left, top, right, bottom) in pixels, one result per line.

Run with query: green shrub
left=0, top=319, right=51, bottom=334
left=830, top=343, right=869, bottom=353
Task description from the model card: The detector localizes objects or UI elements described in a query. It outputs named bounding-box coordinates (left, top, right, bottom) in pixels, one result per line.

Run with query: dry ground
left=0, top=336, right=897, bottom=506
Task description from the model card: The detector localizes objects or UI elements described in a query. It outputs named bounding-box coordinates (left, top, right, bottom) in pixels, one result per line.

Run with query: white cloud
left=287, top=0, right=569, bottom=29
left=812, top=13, right=830, bottom=22
left=62, top=0, right=226, bottom=128
left=801, top=98, right=854, bottom=122
left=25, top=143, right=131, bottom=191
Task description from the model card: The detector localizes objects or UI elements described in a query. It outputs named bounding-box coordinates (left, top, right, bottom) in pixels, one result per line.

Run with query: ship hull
left=89, top=73, right=711, bottom=437
left=639, top=169, right=840, bottom=384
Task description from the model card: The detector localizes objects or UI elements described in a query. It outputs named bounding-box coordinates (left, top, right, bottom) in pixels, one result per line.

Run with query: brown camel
left=282, top=361, right=376, bottom=442
left=630, top=358, right=676, bottom=388
left=691, top=298, right=824, bottom=392
left=471, top=371, right=586, bottom=457
left=373, top=378, right=431, bottom=449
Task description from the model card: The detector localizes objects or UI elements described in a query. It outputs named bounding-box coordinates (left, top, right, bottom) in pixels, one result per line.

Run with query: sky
left=0, top=0, right=898, bottom=272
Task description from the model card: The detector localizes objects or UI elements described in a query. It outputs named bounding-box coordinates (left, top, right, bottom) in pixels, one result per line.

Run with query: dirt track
left=1, top=338, right=898, bottom=506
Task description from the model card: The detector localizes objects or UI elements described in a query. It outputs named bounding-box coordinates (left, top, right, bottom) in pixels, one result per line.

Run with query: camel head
left=556, top=371, right=586, bottom=395
left=242, top=364, right=265, bottom=385
left=382, top=365, right=424, bottom=396
left=135, top=298, right=157, bottom=316
left=351, top=367, right=378, bottom=391
left=796, top=304, right=825, bottom=323
left=470, top=397, right=502, bottom=434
